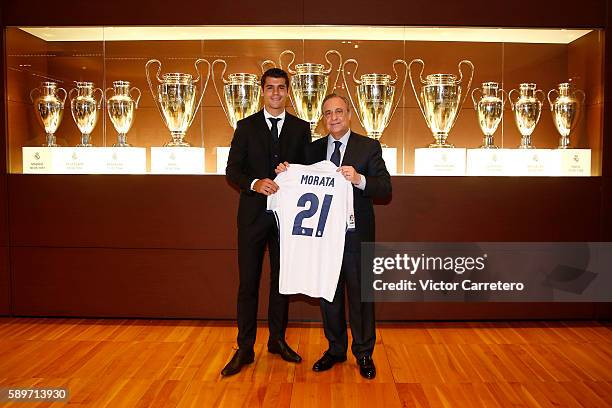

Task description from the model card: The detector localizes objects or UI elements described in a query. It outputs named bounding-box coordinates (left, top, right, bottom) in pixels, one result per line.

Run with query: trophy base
left=165, top=141, right=191, bottom=147
left=311, top=133, right=325, bottom=141
left=480, top=135, right=498, bottom=149
left=428, top=143, right=454, bottom=148
left=519, top=135, right=534, bottom=149
left=558, top=136, right=571, bottom=149
left=79, top=134, right=93, bottom=147
left=44, top=134, right=58, bottom=147
left=430, top=133, right=453, bottom=148
left=166, top=132, right=190, bottom=147
left=114, top=134, right=131, bottom=147
left=366, top=132, right=383, bottom=142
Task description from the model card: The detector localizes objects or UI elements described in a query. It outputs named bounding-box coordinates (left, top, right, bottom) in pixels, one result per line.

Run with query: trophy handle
left=535, top=89, right=544, bottom=123
left=93, top=88, right=104, bottom=109
left=68, top=87, right=78, bottom=103
left=574, top=89, right=586, bottom=105
left=324, top=50, right=343, bottom=91
left=189, top=58, right=211, bottom=128
left=547, top=89, right=558, bottom=110
left=130, top=87, right=142, bottom=108
left=278, top=50, right=297, bottom=111
left=341, top=59, right=365, bottom=130
left=535, top=89, right=545, bottom=105
left=386, top=59, right=409, bottom=128
left=499, top=88, right=507, bottom=109
left=260, top=59, right=276, bottom=73
left=508, top=89, right=518, bottom=111
left=211, top=59, right=232, bottom=125
left=145, top=59, right=166, bottom=126
left=104, top=88, right=113, bottom=105
left=279, top=50, right=297, bottom=75
left=29, top=87, right=40, bottom=103
left=456, top=60, right=474, bottom=108
left=56, top=87, right=67, bottom=106
left=471, top=87, right=481, bottom=109
left=408, top=58, right=428, bottom=125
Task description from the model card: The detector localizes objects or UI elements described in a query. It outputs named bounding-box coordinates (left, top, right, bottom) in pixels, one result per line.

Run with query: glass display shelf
left=5, top=25, right=604, bottom=176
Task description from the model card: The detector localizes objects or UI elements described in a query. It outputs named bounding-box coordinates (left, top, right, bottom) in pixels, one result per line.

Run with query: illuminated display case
left=5, top=25, right=604, bottom=175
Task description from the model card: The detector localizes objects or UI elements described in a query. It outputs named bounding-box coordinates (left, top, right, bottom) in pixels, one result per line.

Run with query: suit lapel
left=341, top=131, right=358, bottom=166
left=279, top=113, right=292, bottom=158
left=316, top=136, right=328, bottom=162
left=256, top=110, right=272, bottom=152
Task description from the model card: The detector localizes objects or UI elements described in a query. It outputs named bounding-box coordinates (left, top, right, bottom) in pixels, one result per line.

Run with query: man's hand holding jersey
left=253, top=178, right=279, bottom=196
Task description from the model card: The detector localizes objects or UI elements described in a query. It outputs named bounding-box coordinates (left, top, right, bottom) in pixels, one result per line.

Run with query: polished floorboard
left=0, top=319, right=610, bottom=407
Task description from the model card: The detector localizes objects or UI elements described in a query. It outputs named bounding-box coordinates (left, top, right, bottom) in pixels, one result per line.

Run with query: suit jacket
left=305, top=131, right=391, bottom=247
left=226, top=110, right=311, bottom=226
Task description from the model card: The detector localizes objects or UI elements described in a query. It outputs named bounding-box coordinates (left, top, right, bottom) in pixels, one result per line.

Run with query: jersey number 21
left=292, top=193, right=333, bottom=237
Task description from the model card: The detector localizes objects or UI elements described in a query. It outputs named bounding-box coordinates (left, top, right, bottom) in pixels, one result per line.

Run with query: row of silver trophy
left=31, top=52, right=585, bottom=150
left=31, top=80, right=141, bottom=147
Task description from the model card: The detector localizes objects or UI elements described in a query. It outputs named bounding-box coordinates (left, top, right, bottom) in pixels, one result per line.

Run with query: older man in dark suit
left=276, top=93, right=391, bottom=379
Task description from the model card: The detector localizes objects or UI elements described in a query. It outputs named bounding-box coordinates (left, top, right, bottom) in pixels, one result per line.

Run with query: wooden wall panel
left=0, top=247, right=9, bottom=315
left=2, top=0, right=605, bottom=28
left=375, top=177, right=602, bottom=242
left=0, top=0, right=305, bottom=26
left=10, top=246, right=601, bottom=320
left=9, top=176, right=603, bottom=249
left=9, top=174, right=239, bottom=249
left=11, top=247, right=240, bottom=318
left=302, top=0, right=606, bottom=28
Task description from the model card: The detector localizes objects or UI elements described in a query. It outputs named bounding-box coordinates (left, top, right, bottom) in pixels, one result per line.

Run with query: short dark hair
left=322, top=93, right=351, bottom=113
left=261, top=68, right=290, bottom=88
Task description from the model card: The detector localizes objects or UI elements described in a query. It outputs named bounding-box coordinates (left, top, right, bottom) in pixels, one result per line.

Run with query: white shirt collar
left=327, top=129, right=351, bottom=148
left=263, top=107, right=286, bottom=121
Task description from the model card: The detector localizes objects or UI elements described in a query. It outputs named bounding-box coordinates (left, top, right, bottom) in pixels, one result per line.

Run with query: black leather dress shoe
left=312, top=351, right=347, bottom=372
left=221, top=348, right=255, bottom=377
left=267, top=339, right=302, bottom=363
left=357, top=355, right=376, bottom=379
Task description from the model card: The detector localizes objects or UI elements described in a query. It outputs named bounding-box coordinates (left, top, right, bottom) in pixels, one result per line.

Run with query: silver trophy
left=471, top=82, right=506, bottom=149
left=409, top=59, right=474, bottom=148
left=69, top=81, right=103, bottom=147
left=30, top=81, right=67, bottom=147
left=279, top=50, right=343, bottom=139
left=548, top=82, right=585, bottom=149
left=106, top=81, right=141, bottom=147
left=146, top=59, right=211, bottom=147
left=212, top=59, right=261, bottom=129
left=342, top=58, right=408, bottom=145
left=509, top=83, right=544, bottom=149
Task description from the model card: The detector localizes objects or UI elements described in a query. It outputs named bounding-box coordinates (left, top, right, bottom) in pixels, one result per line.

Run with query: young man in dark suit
left=276, top=93, right=391, bottom=379
left=223, top=68, right=311, bottom=376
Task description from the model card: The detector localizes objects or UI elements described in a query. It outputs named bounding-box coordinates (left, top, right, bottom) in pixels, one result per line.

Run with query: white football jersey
left=267, top=161, right=355, bottom=302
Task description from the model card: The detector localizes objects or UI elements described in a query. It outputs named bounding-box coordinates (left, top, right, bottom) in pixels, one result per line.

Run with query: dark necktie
left=330, top=140, right=342, bottom=167
left=269, top=117, right=281, bottom=140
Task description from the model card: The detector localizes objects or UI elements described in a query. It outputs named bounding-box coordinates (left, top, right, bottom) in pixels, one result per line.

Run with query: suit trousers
left=237, top=211, right=287, bottom=350
left=320, top=234, right=376, bottom=359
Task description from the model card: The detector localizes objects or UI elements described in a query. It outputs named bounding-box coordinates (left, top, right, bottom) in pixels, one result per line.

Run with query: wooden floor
left=0, top=319, right=610, bottom=407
